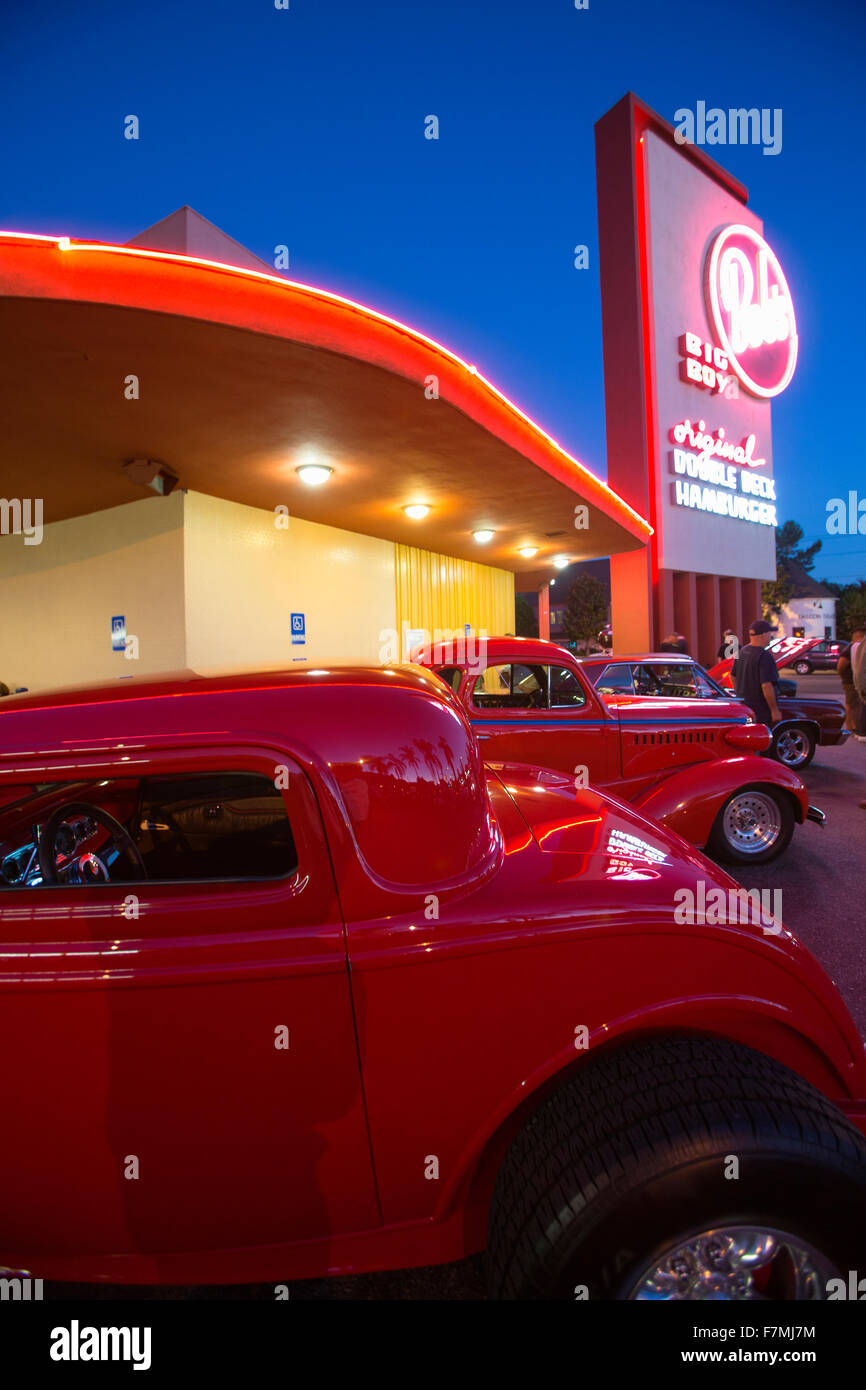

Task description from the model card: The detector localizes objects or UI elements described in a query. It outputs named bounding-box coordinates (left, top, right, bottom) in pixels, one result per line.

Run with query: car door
left=464, top=658, right=617, bottom=789
left=0, top=742, right=380, bottom=1268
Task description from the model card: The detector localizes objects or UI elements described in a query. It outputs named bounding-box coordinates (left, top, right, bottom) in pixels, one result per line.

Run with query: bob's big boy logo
left=705, top=224, right=798, bottom=398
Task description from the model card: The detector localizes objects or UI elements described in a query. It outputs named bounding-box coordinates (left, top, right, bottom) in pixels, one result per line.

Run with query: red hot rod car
left=416, top=637, right=823, bottom=864
left=0, top=665, right=864, bottom=1300
left=581, top=645, right=848, bottom=772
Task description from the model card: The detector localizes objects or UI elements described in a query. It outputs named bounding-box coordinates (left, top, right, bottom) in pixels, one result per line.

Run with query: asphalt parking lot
left=44, top=672, right=864, bottom=1302
left=735, top=671, right=865, bottom=1040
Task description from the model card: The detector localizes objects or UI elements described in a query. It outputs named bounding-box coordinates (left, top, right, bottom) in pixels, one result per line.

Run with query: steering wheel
left=38, top=801, right=148, bottom=885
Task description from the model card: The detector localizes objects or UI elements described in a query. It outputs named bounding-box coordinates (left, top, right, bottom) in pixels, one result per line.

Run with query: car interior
left=0, top=772, right=297, bottom=887
left=470, top=663, right=587, bottom=711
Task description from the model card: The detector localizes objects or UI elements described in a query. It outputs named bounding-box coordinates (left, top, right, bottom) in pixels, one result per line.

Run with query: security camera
left=123, top=459, right=180, bottom=495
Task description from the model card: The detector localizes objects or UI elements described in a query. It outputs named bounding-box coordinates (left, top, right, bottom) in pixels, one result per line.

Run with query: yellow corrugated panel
left=395, top=543, right=514, bottom=644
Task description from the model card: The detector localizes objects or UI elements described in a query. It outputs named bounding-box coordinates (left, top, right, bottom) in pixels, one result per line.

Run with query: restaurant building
left=0, top=93, right=797, bottom=691
left=0, top=207, right=648, bottom=693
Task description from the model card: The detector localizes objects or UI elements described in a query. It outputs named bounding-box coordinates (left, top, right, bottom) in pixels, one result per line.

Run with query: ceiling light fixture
left=403, top=503, right=430, bottom=520
left=295, top=464, right=333, bottom=486
left=518, top=546, right=538, bottom=558
left=553, top=555, right=570, bottom=569
left=473, top=529, right=495, bottom=543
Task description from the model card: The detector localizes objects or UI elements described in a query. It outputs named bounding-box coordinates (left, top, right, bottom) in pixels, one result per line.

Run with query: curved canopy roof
left=0, top=229, right=651, bottom=574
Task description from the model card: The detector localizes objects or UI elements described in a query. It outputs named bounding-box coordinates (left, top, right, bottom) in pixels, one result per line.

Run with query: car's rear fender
left=629, top=755, right=809, bottom=846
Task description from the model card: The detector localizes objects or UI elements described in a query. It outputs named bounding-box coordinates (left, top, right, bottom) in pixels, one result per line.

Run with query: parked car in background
left=0, top=665, right=864, bottom=1300
left=581, top=650, right=848, bottom=771
left=707, top=638, right=849, bottom=769
left=780, top=638, right=848, bottom=675
left=417, top=637, right=822, bottom=863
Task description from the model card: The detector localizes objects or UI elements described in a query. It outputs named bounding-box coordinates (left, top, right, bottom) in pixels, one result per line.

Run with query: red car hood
left=602, top=693, right=754, bottom=723
left=708, top=636, right=821, bottom=686
left=487, top=760, right=737, bottom=891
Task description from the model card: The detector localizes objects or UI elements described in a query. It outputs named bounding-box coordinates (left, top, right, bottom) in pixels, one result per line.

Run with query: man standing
left=717, top=629, right=738, bottom=661
left=732, top=619, right=783, bottom=727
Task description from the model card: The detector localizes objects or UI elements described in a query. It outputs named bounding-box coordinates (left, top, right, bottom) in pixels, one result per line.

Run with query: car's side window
left=471, top=663, right=546, bottom=710
left=434, top=666, right=463, bottom=694
left=0, top=771, right=297, bottom=889
left=594, top=663, right=635, bottom=694
left=548, top=665, right=587, bottom=708
left=636, top=663, right=698, bottom=697
left=695, top=668, right=723, bottom=697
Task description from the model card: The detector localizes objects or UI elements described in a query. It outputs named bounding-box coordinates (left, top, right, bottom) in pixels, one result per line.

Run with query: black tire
left=794, top=660, right=812, bottom=675
left=772, top=723, right=817, bottom=770
left=487, top=1037, right=866, bottom=1300
left=706, top=783, right=795, bottom=864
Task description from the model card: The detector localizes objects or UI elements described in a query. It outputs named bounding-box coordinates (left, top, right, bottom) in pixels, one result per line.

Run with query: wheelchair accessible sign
left=290, top=613, right=306, bottom=646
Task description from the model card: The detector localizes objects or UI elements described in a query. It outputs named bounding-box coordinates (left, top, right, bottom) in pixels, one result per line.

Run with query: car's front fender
left=630, top=755, right=809, bottom=846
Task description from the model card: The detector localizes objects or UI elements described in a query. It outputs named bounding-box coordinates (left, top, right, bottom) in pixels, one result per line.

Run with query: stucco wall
left=0, top=494, right=185, bottom=694
left=182, top=492, right=398, bottom=672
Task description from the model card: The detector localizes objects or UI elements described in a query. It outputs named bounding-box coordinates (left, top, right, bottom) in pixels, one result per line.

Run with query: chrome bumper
left=806, top=805, right=826, bottom=826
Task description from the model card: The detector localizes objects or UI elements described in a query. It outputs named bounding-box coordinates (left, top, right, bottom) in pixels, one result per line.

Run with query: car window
left=593, top=663, right=635, bottom=694
left=695, top=667, right=725, bottom=697
left=549, top=665, right=587, bottom=708
left=434, top=666, right=463, bottom=693
left=0, top=771, right=297, bottom=888
left=633, top=663, right=699, bottom=697
left=471, top=663, right=546, bottom=710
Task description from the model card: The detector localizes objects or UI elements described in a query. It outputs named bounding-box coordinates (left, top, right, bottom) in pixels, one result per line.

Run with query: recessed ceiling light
left=296, top=464, right=333, bottom=486
left=473, top=529, right=495, bottom=543
left=403, top=503, right=430, bottom=520
left=553, top=555, right=570, bottom=569
left=518, top=546, right=538, bottom=558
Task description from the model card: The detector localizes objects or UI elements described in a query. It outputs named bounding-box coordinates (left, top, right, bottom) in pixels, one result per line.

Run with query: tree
left=562, top=574, right=608, bottom=652
left=762, top=562, right=793, bottom=618
left=775, top=519, right=822, bottom=573
left=835, top=582, right=866, bottom=640
left=515, top=594, right=538, bottom=638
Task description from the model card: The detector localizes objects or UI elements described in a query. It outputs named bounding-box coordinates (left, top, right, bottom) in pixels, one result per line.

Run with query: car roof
left=413, top=636, right=572, bottom=666
left=0, top=663, right=438, bottom=714
left=0, top=663, right=498, bottom=900
left=578, top=653, right=701, bottom=665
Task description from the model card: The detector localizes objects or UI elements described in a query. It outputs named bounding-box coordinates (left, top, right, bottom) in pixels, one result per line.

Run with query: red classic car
left=0, top=666, right=864, bottom=1300
left=417, top=637, right=822, bottom=863
left=582, top=648, right=848, bottom=771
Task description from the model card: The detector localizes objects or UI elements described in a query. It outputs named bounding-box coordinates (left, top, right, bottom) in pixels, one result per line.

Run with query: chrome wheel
left=722, top=790, right=782, bottom=854
left=794, top=661, right=811, bottom=675
left=775, top=727, right=812, bottom=768
left=627, top=1226, right=838, bottom=1300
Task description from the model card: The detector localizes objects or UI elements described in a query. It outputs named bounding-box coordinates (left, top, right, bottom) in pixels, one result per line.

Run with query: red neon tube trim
left=0, top=228, right=653, bottom=539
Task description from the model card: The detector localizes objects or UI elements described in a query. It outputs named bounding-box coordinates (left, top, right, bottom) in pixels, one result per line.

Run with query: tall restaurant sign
left=594, top=94, right=798, bottom=663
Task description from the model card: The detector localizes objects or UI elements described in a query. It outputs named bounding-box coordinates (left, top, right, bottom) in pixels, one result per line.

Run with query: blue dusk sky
left=2, top=0, right=864, bottom=582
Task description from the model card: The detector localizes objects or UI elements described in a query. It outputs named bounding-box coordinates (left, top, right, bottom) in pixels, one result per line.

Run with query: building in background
left=776, top=561, right=837, bottom=640
left=0, top=211, right=649, bottom=693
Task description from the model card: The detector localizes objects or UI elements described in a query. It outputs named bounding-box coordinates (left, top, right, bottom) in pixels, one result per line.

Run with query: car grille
left=630, top=730, right=715, bottom=746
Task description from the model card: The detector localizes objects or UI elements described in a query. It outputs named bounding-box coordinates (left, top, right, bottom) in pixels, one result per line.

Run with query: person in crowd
left=0, top=683, right=9, bottom=698
left=717, top=629, right=738, bottom=661
left=658, top=633, right=688, bottom=654
left=837, top=629, right=864, bottom=734
left=732, top=619, right=782, bottom=727
left=852, top=632, right=866, bottom=748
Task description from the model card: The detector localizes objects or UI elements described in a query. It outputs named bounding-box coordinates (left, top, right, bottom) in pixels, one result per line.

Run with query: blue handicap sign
left=111, top=616, right=126, bottom=652
left=290, top=612, right=306, bottom=645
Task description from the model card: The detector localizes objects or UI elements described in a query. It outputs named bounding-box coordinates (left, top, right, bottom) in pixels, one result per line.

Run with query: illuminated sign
left=678, top=331, right=738, bottom=397
left=669, top=417, right=776, bottom=526
left=669, top=418, right=765, bottom=469
left=706, top=224, right=798, bottom=398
